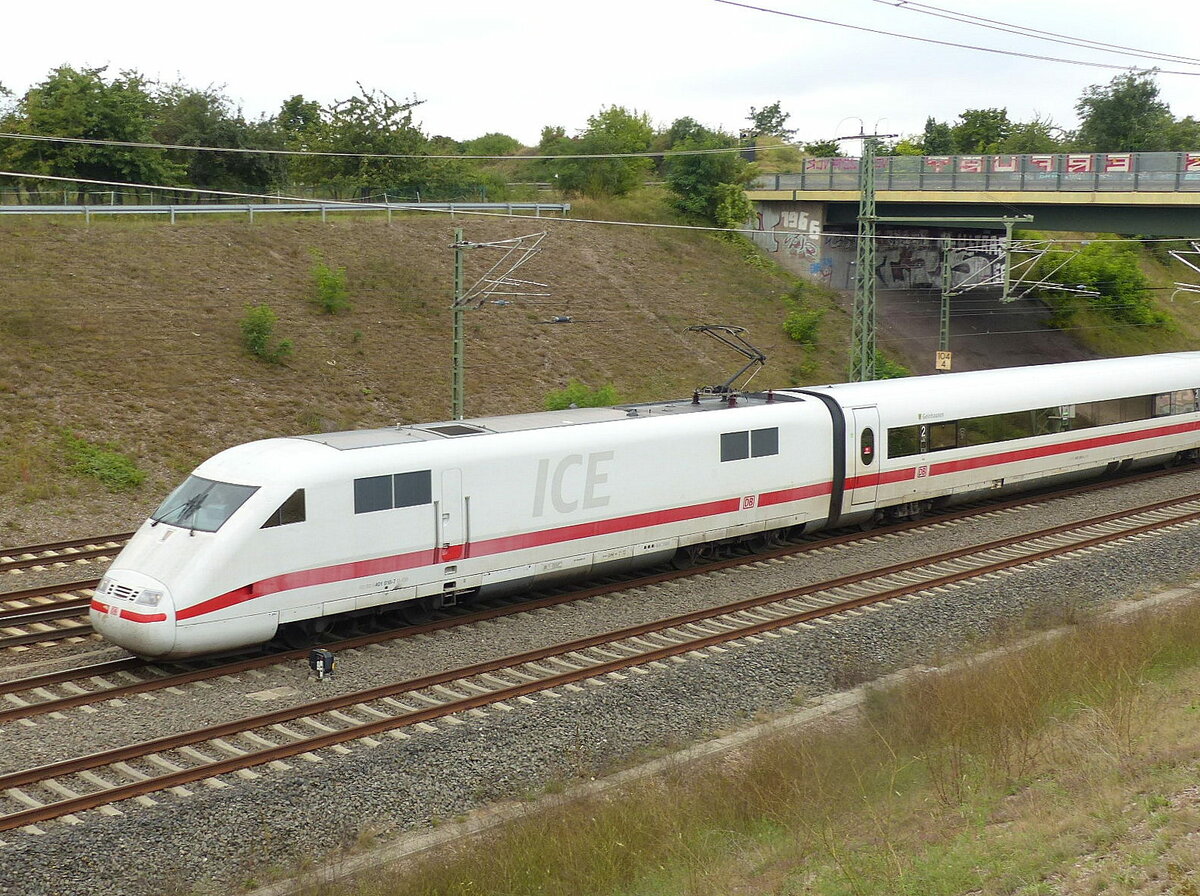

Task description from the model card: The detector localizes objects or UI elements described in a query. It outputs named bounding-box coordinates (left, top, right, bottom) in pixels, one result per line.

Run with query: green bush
left=782, top=281, right=824, bottom=347
left=310, top=253, right=350, bottom=314
left=61, top=432, right=145, bottom=491
left=783, top=309, right=823, bottom=346
left=874, top=352, right=911, bottom=379
left=240, top=304, right=293, bottom=364
left=712, top=182, right=755, bottom=231
left=545, top=380, right=619, bottom=410
left=1038, top=241, right=1168, bottom=327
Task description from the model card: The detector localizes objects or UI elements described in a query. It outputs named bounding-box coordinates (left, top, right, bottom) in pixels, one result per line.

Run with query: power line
left=873, top=0, right=1200, bottom=67
left=873, top=0, right=1200, bottom=68
left=715, top=0, right=1200, bottom=76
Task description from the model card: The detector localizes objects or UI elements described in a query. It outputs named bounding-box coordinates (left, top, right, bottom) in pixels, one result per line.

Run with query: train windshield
left=151, top=475, right=259, bottom=533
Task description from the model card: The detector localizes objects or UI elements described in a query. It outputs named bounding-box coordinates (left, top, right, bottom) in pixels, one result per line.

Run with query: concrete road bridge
left=745, top=150, right=1200, bottom=290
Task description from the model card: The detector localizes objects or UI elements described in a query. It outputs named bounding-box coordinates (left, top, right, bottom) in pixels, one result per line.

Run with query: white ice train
left=91, top=353, right=1200, bottom=659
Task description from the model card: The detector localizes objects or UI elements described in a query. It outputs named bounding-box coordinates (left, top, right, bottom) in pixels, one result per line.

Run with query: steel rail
left=2, top=500, right=1198, bottom=831
left=0, top=579, right=100, bottom=607
left=0, top=599, right=91, bottom=627
left=0, top=541, right=129, bottom=574
left=0, top=533, right=132, bottom=559
left=0, top=622, right=94, bottom=650
left=0, top=658, right=145, bottom=695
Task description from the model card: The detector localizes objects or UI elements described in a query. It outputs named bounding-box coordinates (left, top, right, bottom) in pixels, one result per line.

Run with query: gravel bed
left=4, top=469, right=1200, bottom=895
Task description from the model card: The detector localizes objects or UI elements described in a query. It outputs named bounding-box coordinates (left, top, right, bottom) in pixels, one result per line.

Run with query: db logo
left=742, top=495, right=757, bottom=509
left=916, top=465, right=930, bottom=479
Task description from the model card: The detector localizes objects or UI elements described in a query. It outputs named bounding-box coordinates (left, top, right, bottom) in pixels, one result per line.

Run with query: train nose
left=89, top=572, right=177, bottom=658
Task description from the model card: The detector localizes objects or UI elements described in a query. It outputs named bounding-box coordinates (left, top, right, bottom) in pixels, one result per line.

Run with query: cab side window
left=262, top=489, right=306, bottom=528
left=354, top=471, right=433, bottom=514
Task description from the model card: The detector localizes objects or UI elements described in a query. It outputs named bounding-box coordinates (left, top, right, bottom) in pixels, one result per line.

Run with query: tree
left=1167, top=116, right=1200, bottom=152
left=886, top=137, right=926, bottom=156
left=1075, top=71, right=1173, bottom=152
left=461, top=132, right=522, bottom=157
left=1, top=65, right=179, bottom=194
left=663, top=118, right=749, bottom=223
left=952, top=108, right=1012, bottom=153
left=746, top=101, right=795, bottom=140
left=997, top=117, right=1068, bottom=154
left=154, top=82, right=285, bottom=192
left=920, top=117, right=954, bottom=154
left=287, top=85, right=430, bottom=198
left=543, top=106, right=654, bottom=198
left=275, top=95, right=321, bottom=140
left=801, top=139, right=842, bottom=157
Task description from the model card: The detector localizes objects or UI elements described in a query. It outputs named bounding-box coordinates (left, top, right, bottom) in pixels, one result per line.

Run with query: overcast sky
left=4, top=1, right=1200, bottom=149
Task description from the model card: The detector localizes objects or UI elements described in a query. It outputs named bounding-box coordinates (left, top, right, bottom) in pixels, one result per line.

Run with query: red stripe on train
left=89, top=599, right=168, bottom=623
left=177, top=493, right=805, bottom=621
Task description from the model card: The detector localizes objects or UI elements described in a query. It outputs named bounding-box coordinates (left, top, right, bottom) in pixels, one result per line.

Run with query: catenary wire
left=872, top=0, right=1200, bottom=67
left=714, top=0, right=1200, bottom=76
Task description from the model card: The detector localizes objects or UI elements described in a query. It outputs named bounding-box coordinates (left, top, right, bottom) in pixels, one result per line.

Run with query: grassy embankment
left=0, top=194, right=845, bottom=540
left=302, top=591, right=1200, bottom=896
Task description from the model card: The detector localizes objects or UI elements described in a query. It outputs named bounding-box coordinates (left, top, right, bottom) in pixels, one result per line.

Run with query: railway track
left=0, top=580, right=99, bottom=651
left=3, top=490, right=1199, bottom=836
left=0, top=534, right=131, bottom=577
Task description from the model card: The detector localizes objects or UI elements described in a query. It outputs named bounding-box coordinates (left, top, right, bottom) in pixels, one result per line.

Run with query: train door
left=850, top=406, right=880, bottom=505
left=439, top=469, right=466, bottom=561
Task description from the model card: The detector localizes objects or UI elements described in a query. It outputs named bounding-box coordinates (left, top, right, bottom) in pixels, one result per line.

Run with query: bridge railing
left=752, top=151, right=1200, bottom=193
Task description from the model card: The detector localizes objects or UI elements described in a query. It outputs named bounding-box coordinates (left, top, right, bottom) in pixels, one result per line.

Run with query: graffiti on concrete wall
left=749, top=202, right=826, bottom=278
left=820, top=229, right=1006, bottom=291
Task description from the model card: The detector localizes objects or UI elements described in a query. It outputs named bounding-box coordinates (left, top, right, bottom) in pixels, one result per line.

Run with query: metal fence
left=752, top=151, right=1200, bottom=193
left=0, top=200, right=572, bottom=223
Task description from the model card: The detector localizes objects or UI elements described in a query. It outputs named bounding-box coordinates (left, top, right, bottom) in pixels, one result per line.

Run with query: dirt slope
left=0, top=212, right=824, bottom=540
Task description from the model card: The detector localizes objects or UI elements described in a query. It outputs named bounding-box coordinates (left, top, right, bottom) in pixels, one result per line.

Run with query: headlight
left=135, top=589, right=164, bottom=607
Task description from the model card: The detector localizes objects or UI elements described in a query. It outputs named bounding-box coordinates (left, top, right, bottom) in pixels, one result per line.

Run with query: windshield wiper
left=151, top=485, right=213, bottom=535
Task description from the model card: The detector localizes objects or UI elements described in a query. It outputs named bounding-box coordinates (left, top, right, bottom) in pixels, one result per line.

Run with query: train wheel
left=401, top=597, right=435, bottom=625
left=278, top=621, right=316, bottom=650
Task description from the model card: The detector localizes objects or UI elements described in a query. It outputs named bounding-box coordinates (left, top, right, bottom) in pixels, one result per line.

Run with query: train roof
left=802, top=352, right=1200, bottom=412
left=267, top=353, right=1200, bottom=455
left=294, top=390, right=806, bottom=451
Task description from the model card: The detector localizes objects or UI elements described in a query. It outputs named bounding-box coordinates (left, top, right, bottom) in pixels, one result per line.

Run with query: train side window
left=394, top=470, right=432, bottom=507
left=959, top=415, right=993, bottom=446
left=1119, top=395, right=1154, bottom=423
left=887, top=426, right=920, bottom=458
left=1037, top=407, right=1069, bottom=434
left=993, top=411, right=1035, bottom=441
left=751, top=427, right=779, bottom=458
left=1090, top=398, right=1124, bottom=426
left=262, top=489, right=306, bottom=528
left=720, top=431, right=750, bottom=462
left=354, top=475, right=393, bottom=514
left=1072, top=402, right=1097, bottom=429
left=1175, top=389, right=1199, bottom=414
left=929, top=422, right=957, bottom=451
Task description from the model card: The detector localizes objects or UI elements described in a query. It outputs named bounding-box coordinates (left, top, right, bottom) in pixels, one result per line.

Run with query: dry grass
left=0, top=207, right=843, bottom=543
left=297, top=597, right=1200, bottom=896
